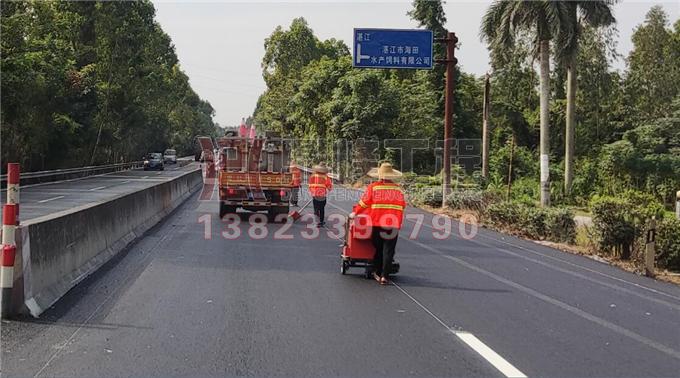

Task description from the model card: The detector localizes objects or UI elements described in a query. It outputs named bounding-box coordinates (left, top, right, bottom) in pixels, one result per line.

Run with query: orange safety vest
left=308, top=173, right=332, bottom=198
left=353, top=180, right=406, bottom=229
left=291, top=166, right=301, bottom=187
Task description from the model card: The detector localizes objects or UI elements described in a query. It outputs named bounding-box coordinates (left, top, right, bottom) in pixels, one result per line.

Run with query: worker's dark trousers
left=371, top=227, right=399, bottom=278
left=313, top=197, right=326, bottom=224
left=290, top=187, right=299, bottom=205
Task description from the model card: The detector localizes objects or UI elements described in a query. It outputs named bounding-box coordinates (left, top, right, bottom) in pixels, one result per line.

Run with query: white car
left=163, top=149, right=177, bottom=164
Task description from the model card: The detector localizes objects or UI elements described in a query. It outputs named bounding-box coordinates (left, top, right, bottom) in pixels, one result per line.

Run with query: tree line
left=1, top=0, right=218, bottom=172
left=253, top=0, right=680, bottom=208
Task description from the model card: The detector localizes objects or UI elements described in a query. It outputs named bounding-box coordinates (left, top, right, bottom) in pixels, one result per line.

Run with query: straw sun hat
left=367, top=162, right=403, bottom=180
left=312, top=162, right=329, bottom=174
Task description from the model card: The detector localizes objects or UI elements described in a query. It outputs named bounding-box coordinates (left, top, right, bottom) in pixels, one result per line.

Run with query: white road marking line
left=142, top=176, right=149, bottom=179
left=329, top=199, right=680, bottom=364
left=392, top=281, right=526, bottom=378
left=89, top=186, right=107, bottom=191
left=455, top=332, right=527, bottom=378
left=121, top=180, right=131, bottom=184
left=327, top=201, right=528, bottom=377
left=0, top=169, right=135, bottom=192
left=405, top=236, right=680, bottom=361
left=404, top=210, right=680, bottom=305
left=37, top=196, right=64, bottom=203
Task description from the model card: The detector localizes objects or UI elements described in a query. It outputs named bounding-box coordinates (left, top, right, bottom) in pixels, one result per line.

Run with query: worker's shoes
left=373, top=272, right=389, bottom=285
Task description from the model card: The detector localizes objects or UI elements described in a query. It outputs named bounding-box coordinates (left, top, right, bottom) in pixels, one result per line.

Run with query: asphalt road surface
left=2, top=186, right=680, bottom=377
left=0, top=163, right=197, bottom=222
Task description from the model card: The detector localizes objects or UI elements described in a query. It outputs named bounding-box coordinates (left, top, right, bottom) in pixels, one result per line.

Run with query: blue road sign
left=353, top=28, right=433, bottom=69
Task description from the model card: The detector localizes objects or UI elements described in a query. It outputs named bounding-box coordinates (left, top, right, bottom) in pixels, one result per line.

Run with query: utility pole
left=482, top=73, right=490, bottom=179
left=436, top=32, right=458, bottom=208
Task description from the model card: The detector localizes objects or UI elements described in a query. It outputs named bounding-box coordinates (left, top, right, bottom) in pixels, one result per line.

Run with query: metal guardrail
left=0, top=161, right=142, bottom=187
left=0, top=156, right=195, bottom=187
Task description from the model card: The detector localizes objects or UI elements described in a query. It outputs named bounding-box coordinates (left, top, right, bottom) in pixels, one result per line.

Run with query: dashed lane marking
left=392, top=282, right=527, bottom=378
left=405, top=236, right=680, bottom=362
left=37, top=196, right=65, bottom=203
left=405, top=209, right=680, bottom=306
left=88, top=186, right=107, bottom=191
left=326, top=201, right=528, bottom=377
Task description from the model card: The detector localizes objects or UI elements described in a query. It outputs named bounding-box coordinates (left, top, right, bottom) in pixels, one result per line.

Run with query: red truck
left=216, top=134, right=294, bottom=220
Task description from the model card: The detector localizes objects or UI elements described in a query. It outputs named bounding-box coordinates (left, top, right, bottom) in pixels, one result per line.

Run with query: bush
left=590, top=196, right=638, bottom=259
left=590, top=192, right=665, bottom=260
left=445, top=190, right=500, bottom=212
left=485, top=201, right=576, bottom=243
left=486, top=201, right=523, bottom=229
left=544, top=207, right=577, bottom=244
left=407, top=186, right=442, bottom=207
left=656, top=217, right=680, bottom=271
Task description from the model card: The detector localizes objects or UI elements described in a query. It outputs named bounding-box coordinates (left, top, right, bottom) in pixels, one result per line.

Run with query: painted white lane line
left=339, top=187, right=680, bottom=301
left=37, top=196, right=65, bottom=203
left=392, top=281, right=526, bottom=378
left=455, top=332, right=527, bottom=378
left=404, top=210, right=680, bottom=306
left=121, top=180, right=131, bottom=184
left=405, top=236, right=680, bottom=361
left=326, top=201, right=528, bottom=377
left=0, top=169, right=139, bottom=192
left=142, top=176, right=149, bottom=179
left=88, top=186, right=107, bottom=191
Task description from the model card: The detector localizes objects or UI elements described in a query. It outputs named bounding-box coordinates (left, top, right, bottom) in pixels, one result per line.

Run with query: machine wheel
left=341, top=260, right=349, bottom=275
left=219, top=202, right=236, bottom=219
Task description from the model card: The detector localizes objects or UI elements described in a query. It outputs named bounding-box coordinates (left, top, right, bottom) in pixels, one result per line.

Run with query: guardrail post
left=676, top=190, right=680, bottom=220
left=7, top=163, right=20, bottom=224
left=1, top=204, right=18, bottom=318
left=645, top=217, right=656, bottom=278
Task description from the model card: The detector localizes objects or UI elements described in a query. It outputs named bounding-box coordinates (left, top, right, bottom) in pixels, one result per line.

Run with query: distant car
left=164, top=149, right=177, bottom=164
left=144, top=153, right=165, bottom=171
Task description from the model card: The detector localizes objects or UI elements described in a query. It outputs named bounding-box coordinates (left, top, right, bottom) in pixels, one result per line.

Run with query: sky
left=152, top=0, right=679, bottom=127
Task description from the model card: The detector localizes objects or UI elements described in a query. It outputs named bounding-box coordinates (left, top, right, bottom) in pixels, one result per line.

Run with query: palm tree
left=558, top=1, right=615, bottom=195
left=481, top=1, right=570, bottom=207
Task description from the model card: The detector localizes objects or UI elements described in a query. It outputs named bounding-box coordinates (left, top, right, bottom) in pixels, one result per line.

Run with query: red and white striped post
left=1, top=203, right=18, bottom=317
left=7, top=163, right=20, bottom=224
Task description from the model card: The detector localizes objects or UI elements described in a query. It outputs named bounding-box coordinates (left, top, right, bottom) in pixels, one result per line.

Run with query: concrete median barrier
left=12, top=167, right=202, bottom=317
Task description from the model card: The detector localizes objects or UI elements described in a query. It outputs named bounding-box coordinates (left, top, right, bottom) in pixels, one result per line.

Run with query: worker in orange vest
left=308, top=162, right=333, bottom=227
left=290, top=161, right=301, bottom=206
left=350, top=163, right=405, bottom=285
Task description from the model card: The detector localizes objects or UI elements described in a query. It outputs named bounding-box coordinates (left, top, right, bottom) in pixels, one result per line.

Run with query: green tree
left=481, top=0, right=569, bottom=207
left=556, top=1, right=615, bottom=195
left=255, top=18, right=348, bottom=134
left=1, top=0, right=215, bottom=170
left=408, top=0, right=447, bottom=91
left=624, top=6, right=680, bottom=124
